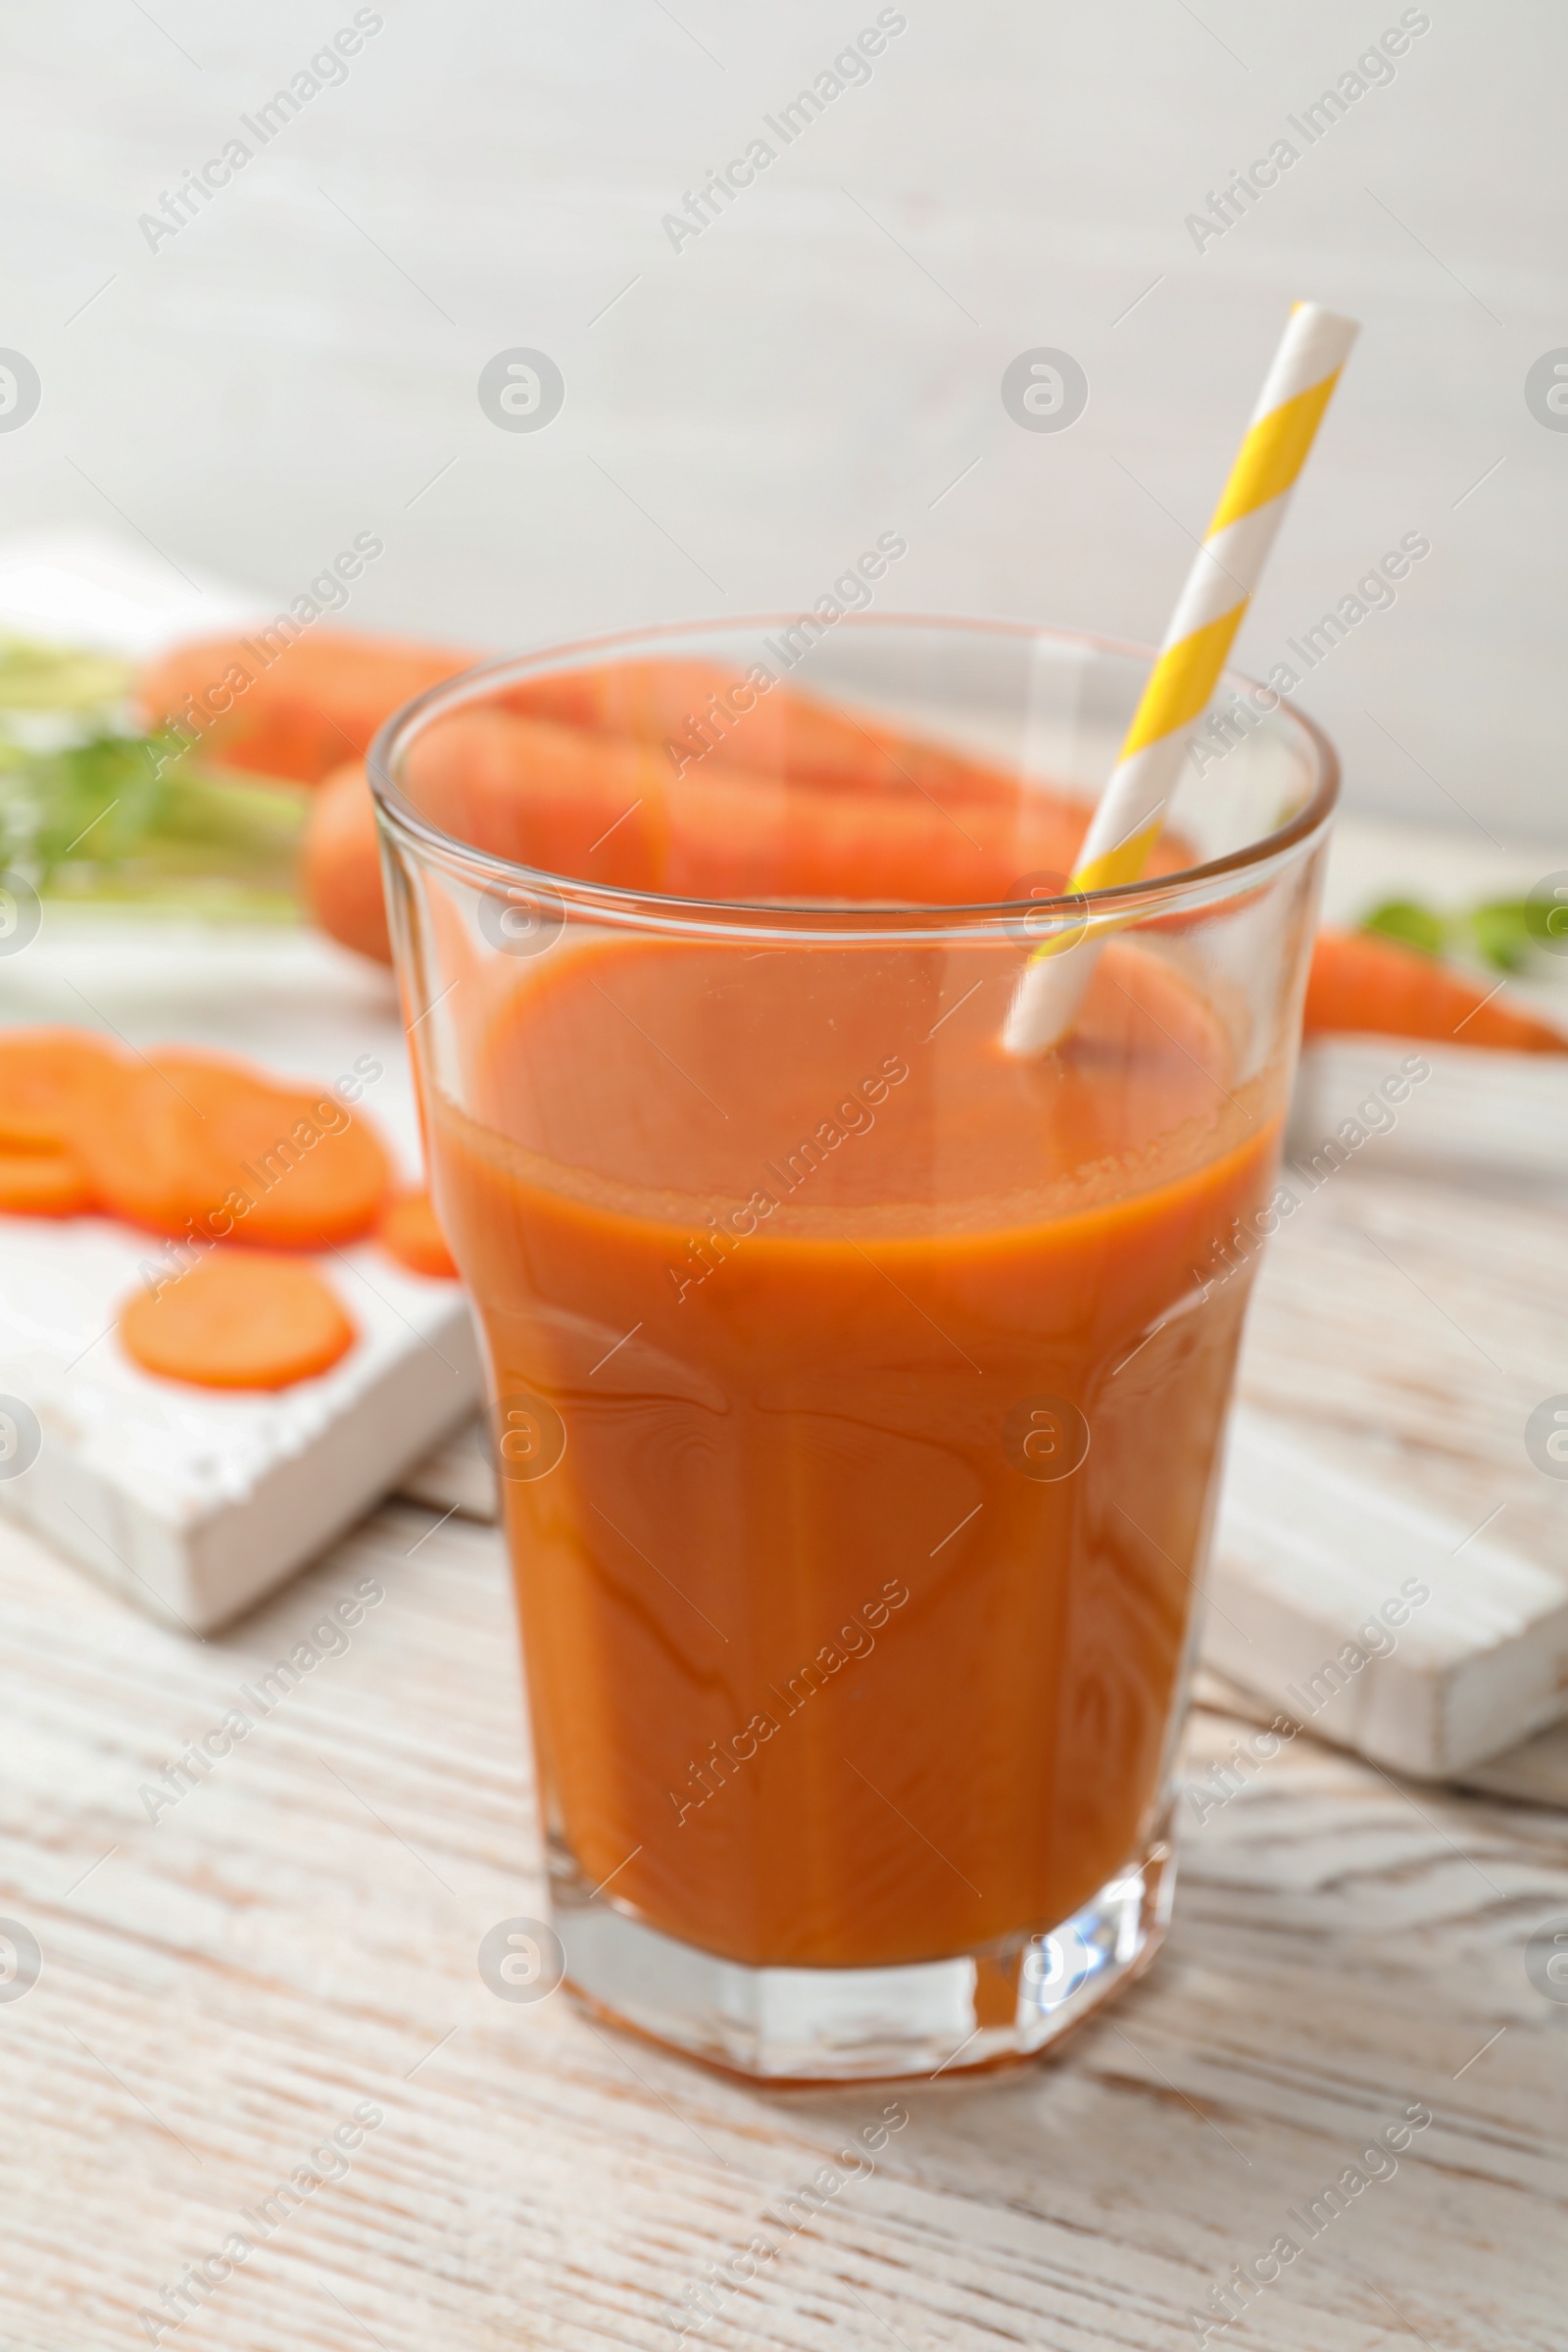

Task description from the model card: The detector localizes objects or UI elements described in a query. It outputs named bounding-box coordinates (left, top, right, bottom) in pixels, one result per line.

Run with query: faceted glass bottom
left=552, top=1811, right=1176, bottom=2082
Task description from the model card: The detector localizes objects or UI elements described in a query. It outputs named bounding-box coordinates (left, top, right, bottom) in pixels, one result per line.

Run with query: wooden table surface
left=3, top=1460, right=1565, bottom=2352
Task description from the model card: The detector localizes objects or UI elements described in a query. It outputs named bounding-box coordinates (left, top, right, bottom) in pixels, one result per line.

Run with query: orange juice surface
left=430, top=933, right=1278, bottom=1970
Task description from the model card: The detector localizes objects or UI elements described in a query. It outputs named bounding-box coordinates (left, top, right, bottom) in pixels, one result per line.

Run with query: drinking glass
left=369, top=614, right=1337, bottom=2081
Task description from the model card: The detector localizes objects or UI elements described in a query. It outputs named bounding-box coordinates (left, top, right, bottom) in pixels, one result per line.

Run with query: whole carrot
left=308, top=709, right=1186, bottom=962
left=1304, top=927, right=1567, bottom=1053
left=139, top=630, right=478, bottom=784
left=503, top=657, right=1029, bottom=807
left=300, top=760, right=391, bottom=961
left=144, top=623, right=1038, bottom=809
left=403, top=709, right=1117, bottom=906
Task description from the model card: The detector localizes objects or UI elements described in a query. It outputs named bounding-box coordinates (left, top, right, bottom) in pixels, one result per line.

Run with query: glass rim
left=368, top=611, right=1340, bottom=941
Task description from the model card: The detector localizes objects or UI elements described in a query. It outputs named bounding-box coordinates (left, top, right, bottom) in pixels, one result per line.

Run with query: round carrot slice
left=120, top=1251, right=356, bottom=1389
left=68, top=1050, right=390, bottom=1250
left=378, top=1190, right=459, bottom=1279
left=0, top=1028, right=123, bottom=1153
left=0, top=1147, right=96, bottom=1216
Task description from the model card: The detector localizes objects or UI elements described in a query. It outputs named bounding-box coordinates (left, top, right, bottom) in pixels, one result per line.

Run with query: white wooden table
left=3, top=1463, right=1565, bottom=2351
left=4, top=823, right=1567, bottom=2346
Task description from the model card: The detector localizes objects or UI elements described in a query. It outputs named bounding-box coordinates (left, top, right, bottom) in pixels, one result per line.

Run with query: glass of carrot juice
left=369, top=615, right=1337, bottom=2082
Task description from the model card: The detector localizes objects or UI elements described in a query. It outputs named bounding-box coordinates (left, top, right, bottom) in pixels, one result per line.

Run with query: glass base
left=552, top=1814, right=1176, bottom=2082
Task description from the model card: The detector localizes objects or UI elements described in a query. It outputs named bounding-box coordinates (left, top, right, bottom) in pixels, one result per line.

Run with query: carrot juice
left=430, top=931, right=1277, bottom=1972
left=376, top=616, right=1336, bottom=2075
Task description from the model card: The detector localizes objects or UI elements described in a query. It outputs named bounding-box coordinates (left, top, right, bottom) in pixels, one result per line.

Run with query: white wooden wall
left=4, top=0, right=1566, bottom=835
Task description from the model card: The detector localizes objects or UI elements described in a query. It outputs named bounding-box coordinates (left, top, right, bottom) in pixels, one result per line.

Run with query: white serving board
left=1189, top=1659, right=1568, bottom=1807
left=1453, top=1712, right=1568, bottom=1806
left=1210, top=1409, right=1568, bottom=1779
left=398, top=1413, right=499, bottom=1521
left=1219, top=817, right=1568, bottom=1777
left=1218, top=1152, right=1568, bottom=1781
left=0, top=925, right=484, bottom=1632
left=1306, top=810, right=1568, bottom=1177
left=1293, top=1037, right=1568, bottom=1178
left=0, top=1216, right=478, bottom=1634
left=0, top=529, right=491, bottom=1628
left=0, top=524, right=272, bottom=659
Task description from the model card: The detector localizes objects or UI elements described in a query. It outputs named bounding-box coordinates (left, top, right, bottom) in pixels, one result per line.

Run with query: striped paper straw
left=1004, top=301, right=1358, bottom=1054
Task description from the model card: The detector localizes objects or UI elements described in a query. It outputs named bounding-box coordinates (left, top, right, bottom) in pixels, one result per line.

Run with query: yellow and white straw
left=1004, top=301, right=1358, bottom=1054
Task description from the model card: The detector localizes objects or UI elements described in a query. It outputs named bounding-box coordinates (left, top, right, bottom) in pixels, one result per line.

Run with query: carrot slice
left=68, top=1051, right=391, bottom=1248
left=137, top=629, right=477, bottom=785
left=300, top=760, right=391, bottom=962
left=378, top=1191, right=459, bottom=1279
left=0, top=1028, right=124, bottom=1153
left=0, top=1147, right=96, bottom=1217
left=1304, top=928, right=1568, bottom=1053
left=121, top=1251, right=355, bottom=1389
